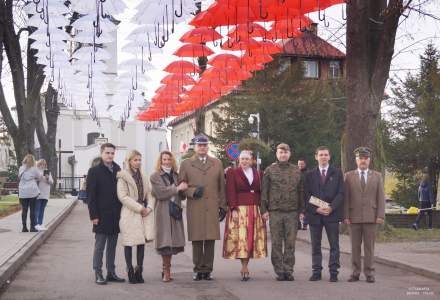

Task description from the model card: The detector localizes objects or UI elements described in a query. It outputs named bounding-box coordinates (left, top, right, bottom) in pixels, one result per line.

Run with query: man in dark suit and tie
left=304, top=146, right=344, bottom=282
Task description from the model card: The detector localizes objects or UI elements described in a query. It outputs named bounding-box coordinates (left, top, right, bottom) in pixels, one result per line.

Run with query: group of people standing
left=86, top=136, right=385, bottom=286
left=18, top=154, right=53, bottom=232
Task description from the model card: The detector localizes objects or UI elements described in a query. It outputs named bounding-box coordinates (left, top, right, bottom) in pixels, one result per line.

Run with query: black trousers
left=19, top=197, right=37, bottom=228
left=124, top=245, right=145, bottom=268
left=192, top=240, right=215, bottom=273
left=93, top=233, right=118, bottom=273
left=309, top=220, right=340, bottom=275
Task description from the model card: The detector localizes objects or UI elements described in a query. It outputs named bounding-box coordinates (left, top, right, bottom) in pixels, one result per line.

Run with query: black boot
left=127, top=266, right=136, bottom=284
left=134, top=266, right=144, bottom=283
left=106, top=271, right=125, bottom=283
left=22, top=225, right=29, bottom=232
left=95, top=270, right=107, bottom=285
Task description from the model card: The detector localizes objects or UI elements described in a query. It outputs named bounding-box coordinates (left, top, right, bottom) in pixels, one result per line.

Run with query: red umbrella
left=227, top=23, right=268, bottom=40
left=180, top=27, right=222, bottom=43
left=251, top=40, right=282, bottom=54
left=155, top=85, right=187, bottom=95
left=207, top=54, right=241, bottom=69
left=220, top=38, right=261, bottom=51
left=241, top=52, right=274, bottom=64
left=173, top=43, right=214, bottom=57
left=164, top=61, right=200, bottom=74
left=160, top=74, right=196, bottom=85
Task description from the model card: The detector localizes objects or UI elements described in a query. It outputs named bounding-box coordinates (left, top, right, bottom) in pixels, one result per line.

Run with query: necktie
left=361, top=171, right=366, bottom=191
left=321, top=169, right=326, bottom=184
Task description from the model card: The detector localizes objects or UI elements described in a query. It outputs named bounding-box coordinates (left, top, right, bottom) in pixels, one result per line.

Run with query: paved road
left=1, top=204, right=438, bottom=300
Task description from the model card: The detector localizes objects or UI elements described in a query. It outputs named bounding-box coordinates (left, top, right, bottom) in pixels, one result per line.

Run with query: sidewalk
left=0, top=197, right=77, bottom=289
left=296, top=228, right=440, bottom=281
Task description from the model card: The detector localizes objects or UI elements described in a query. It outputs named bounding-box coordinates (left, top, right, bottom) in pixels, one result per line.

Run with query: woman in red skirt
left=223, top=150, right=267, bottom=281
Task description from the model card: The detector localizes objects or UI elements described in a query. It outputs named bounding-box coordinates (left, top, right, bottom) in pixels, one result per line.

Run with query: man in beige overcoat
left=179, top=135, right=227, bottom=281
left=344, top=147, right=385, bottom=283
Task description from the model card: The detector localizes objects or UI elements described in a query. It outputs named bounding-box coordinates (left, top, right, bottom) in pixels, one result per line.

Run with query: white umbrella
left=71, top=30, right=115, bottom=44
left=27, top=14, right=68, bottom=28
left=72, top=47, right=112, bottom=61
left=71, top=14, right=118, bottom=32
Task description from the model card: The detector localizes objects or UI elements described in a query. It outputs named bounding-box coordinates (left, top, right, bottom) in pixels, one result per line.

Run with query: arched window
left=87, top=132, right=100, bottom=146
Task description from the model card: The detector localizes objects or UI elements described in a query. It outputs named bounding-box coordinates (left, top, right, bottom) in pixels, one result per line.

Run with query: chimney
left=309, top=23, right=318, bottom=35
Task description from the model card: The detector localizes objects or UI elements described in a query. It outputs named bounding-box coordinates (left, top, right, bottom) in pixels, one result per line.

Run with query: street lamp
left=248, top=113, right=261, bottom=170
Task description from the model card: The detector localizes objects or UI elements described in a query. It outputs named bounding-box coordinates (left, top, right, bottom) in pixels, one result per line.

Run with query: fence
left=57, top=176, right=82, bottom=194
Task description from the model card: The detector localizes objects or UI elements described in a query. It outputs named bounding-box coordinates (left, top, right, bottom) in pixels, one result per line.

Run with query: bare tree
left=343, top=0, right=435, bottom=171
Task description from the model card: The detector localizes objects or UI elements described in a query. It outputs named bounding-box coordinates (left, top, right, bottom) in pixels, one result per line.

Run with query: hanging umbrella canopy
left=180, top=27, right=223, bottom=44
left=160, top=73, right=196, bottom=85
left=241, top=52, right=274, bottom=64
left=173, top=43, right=215, bottom=57
left=220, top=37, right=261, bottom=51
left=227, top=23, right=268, bottom=40
left=207, top=53, right=241, bottom=69
left=164, top=60, right=201, bottom=74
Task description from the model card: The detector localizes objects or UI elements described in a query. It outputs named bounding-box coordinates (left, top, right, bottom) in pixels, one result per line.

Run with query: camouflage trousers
left=269, top=211, right=299, bottom=275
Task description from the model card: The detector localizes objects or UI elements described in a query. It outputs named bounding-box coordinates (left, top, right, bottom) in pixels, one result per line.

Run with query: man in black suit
left=304, top=146, right=344, bottom=282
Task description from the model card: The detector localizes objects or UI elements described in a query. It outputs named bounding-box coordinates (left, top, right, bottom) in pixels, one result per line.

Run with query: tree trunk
left=36, top=84, right=59, bottom=189
left=344, top=0, right=404, bottom=171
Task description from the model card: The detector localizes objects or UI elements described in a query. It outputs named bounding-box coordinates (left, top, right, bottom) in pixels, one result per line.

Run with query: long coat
left=344, top=170, right=385, bottom=223
left=117, top=170, right=155, bottom=246
left=304, top=166, right=344, bottom=224
left=150, top=170, right=186, bottom=250
left=87, top=162, right=122, bottom=235
left=179, top=156, right=227, bottom=241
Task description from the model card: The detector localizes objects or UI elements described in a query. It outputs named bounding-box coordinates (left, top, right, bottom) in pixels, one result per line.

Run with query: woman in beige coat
left=150, top=151, right=187, bottom=282
left=117, top=150, right=155, bottom=284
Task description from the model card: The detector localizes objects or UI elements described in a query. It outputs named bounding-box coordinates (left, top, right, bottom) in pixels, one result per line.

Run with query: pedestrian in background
left=18, top=154, right=42, bottom=233
left=150, top=151, right=187, bottom=282
left=78, top=175, right=88, bottom=203
left=117, top=150, right=155, bottom=284
left=261, top=143, right=304, bottom=281
left=297, top=159, right=309, bottom=230
left=179, top=135, right=227, bottom=281
left=223, top=150, right=267, bottom=281
left=412, top=174, right=436, bottom=230
left=35, top=159, right=53, bottom=231
left=87, top=143, right=125, bottom=285
left=344, top=147, right=385, bottom=283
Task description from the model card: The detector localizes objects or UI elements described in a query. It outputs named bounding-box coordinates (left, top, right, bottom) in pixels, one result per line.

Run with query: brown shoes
left=348, top=275, right=360, bottom=282
left=162, top=255, right=173, bottom=282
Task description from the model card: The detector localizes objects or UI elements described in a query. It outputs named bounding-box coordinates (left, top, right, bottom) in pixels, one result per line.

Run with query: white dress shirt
left=242, top=167, right=254, bottom=185
left=319, top=165, right=329, bottom=176
left=357, top=168, right=369, bottom=184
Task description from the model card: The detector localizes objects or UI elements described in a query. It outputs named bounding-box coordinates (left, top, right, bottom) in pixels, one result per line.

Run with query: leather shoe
left=106, top=272, right=125, bottom=282
left=284, top=273, right=294, bottom=281
left=348, top=275, right=360, bottom=282
left=275, top=273, right=285, bottom=281
left=309, top=273, right=322, bottom=281
left=366, top=275, right=375, bottom=283
left=192, top=272, right=203, bottom=281
left=95, top=271, right=107, bottom=285
left=203, top=272, right=214, bottom=280
left=330, top=274, right=338, bottom=282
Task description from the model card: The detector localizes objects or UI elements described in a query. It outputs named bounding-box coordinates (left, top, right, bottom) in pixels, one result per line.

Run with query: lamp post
left=248, top=113, right=261, bottom=170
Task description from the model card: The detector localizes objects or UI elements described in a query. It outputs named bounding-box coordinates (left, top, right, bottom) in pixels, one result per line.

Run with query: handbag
left=160, top=173, right=183, bottom=220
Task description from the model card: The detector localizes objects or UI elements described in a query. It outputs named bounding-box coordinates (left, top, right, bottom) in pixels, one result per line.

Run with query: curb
left=0, top=199, right=78, bottom=290
left=296, top=236, right=440, bottom=281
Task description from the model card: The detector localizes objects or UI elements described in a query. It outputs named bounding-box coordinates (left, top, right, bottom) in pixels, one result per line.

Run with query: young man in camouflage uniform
left=261, top=143, right=304, bottom=281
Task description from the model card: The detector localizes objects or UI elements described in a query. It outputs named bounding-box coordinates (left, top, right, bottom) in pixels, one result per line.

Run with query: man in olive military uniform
left=261, top=143, right=304, bottom=281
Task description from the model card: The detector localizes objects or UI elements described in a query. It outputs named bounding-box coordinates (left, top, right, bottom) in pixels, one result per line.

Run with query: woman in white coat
left=117, top=150, right=155, bottom=284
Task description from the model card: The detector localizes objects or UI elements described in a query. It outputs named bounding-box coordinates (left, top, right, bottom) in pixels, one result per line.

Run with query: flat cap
left=191, top=135, right=209, bottom=145
left=354, top=146, right=372, bottom=158
left=276, top=143, right=291, bottom=152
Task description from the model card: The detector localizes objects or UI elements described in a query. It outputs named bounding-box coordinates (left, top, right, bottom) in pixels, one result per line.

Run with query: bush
left=390, top=177, right=419, bottom=209
left=7, top=165, right=18, bottom=182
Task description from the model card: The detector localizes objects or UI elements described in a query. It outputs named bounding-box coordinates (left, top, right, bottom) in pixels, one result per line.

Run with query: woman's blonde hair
left=22, top=154, right=36, bottom=168
left=36, top=159, right=47, bottom=169
left=155, top=151, right=177, bottom=172
left=125, top=149, right=142, bottom=170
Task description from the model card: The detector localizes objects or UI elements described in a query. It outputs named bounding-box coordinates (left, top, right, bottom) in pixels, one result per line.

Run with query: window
left=329, top=61, right=341, bottom=78
left=303, top=60, right=319, bottom=79
left=87, top=132, right=100, bottom=146
left=159, top=142, right=163, bottom=153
